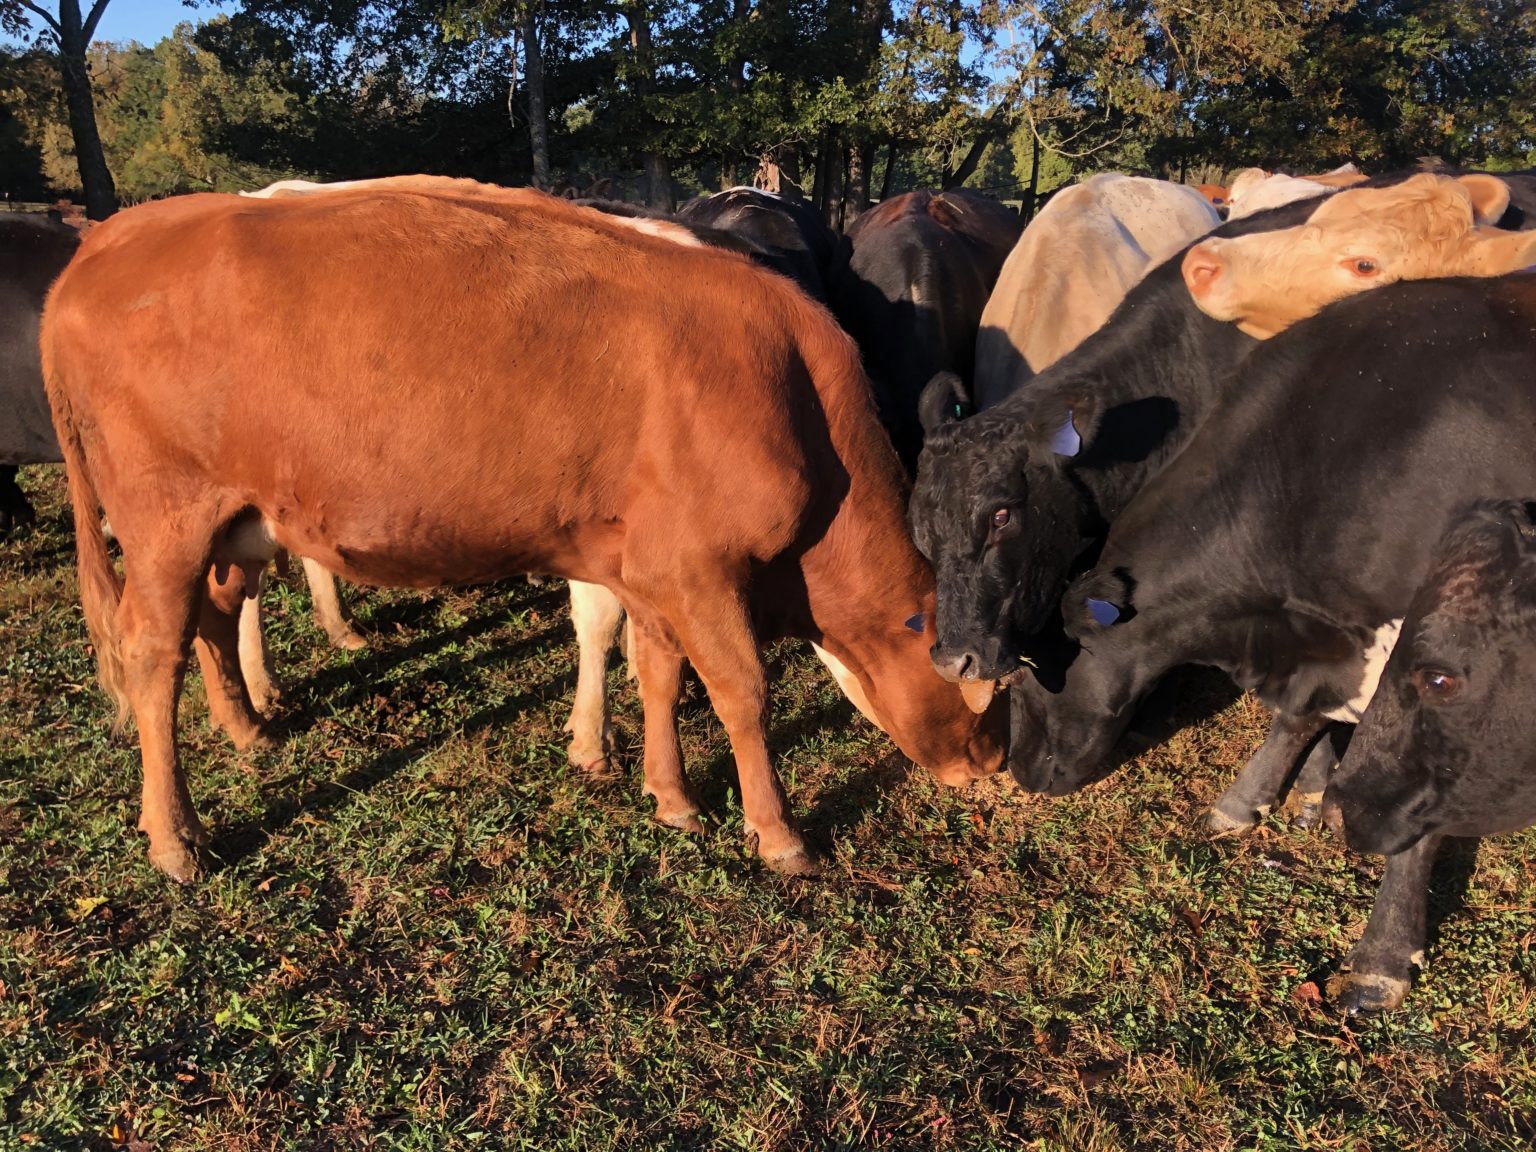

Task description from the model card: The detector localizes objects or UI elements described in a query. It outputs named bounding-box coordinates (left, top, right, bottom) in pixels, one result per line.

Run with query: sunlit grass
left=2, top=465, right=1533, bottom=1150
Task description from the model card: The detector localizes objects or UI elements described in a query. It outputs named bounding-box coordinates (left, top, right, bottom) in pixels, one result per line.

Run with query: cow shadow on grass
left=212, top=584, right=937, bottom=873
left=210, top=580, right=584, bottom=871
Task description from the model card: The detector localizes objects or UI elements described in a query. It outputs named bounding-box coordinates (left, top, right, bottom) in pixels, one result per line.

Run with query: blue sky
left=9, top=0, right=235, bottom=47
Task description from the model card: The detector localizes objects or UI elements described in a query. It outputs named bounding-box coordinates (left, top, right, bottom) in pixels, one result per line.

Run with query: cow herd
left=4, top=162, right=1536, bottom=1018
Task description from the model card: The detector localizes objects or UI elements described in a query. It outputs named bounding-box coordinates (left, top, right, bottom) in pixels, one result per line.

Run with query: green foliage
left=2, top=0, right=1535, bottom=209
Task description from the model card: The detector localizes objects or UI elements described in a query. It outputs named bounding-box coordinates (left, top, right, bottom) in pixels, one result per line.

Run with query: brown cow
left=42, top=181, right=1005, bottom=881
left=1181, top=173, right=1536, bottom=337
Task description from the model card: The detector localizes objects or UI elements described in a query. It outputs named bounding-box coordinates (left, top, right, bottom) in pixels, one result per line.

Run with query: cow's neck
left=1066, top=266, right=1257, bottom=522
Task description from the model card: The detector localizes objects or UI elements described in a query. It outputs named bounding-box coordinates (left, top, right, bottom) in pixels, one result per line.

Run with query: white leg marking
left=565, top=581, right=626, bottom=770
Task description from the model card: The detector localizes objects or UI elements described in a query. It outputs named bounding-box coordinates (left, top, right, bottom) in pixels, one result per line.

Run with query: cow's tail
left=42, top=323, right=130, bottom=731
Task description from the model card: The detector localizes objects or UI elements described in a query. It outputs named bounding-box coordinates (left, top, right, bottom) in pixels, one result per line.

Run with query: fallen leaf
left=1292, top=980, right=1324, bottom=1007
left=1076, top=1058, right=1122, bottom=1089
left=67, top=895, right=108, bottom=923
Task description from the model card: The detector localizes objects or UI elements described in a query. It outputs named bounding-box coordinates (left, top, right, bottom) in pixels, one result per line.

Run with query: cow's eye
left=1347, top=257, right=1379, bottom=277
left=991, top=508, right=1011, bottom=530
left=1413, top=667, right=1462, bottom=703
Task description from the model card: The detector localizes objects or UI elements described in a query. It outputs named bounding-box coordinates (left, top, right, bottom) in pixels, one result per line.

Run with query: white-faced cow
left=972, top=173, right=1221, bottom=409
left=42, top=181, right=1005, bottom=882
left=1007, top=276, right=1536, bottom=1010
left=1184, top=173, right=1536, bottom=337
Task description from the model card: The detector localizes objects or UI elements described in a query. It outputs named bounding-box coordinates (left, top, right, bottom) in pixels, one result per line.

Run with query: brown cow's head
left=1181, top=174, right=1536, bottom=338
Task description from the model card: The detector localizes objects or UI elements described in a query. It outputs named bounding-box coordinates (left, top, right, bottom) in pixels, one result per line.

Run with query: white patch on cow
left=1325, top=617, right=1404, bottom=722
left=604, top=215, right=705, bottom=248
left=810, top=642, right=887, bottom=733
left=723, top=185, right=781, bottom=200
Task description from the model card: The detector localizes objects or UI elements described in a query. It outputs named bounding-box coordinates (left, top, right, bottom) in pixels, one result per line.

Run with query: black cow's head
left=910, top=372, right=1104, bottom=686
left=1326, top=501, right=1536, bottom=856
left=1006, top=565, right=1154, bottom=793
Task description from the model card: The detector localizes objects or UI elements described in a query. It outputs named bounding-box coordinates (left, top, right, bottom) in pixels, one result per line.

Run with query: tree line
left=2, top=0, right=1533, bottom=224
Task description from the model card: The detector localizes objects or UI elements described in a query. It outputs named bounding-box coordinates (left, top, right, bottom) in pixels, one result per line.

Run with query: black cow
left=830, top=189, right=1022, bottom=471
left=1, top=214, right=77, bottom=532
left=676, top=187, right=840, bottom=304
left=909, top=194, right=1351, bottom=687
left=1004, top=276, right=1536, bottom=1009
left=1319, top=500, right=1536, bottom=1012
left=578, top=190, right=838, bottom=304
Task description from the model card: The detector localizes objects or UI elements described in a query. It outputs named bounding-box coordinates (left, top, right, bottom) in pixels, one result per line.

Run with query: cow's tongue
left=959, top=679, right=996, bottom=714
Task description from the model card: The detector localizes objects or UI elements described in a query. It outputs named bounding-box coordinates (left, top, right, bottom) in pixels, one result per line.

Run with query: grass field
left=2, top=465, right=1534, bottom=1151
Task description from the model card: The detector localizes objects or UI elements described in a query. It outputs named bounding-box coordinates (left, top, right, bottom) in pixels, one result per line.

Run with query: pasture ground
left=2, top=466, right=1534, bottom=1151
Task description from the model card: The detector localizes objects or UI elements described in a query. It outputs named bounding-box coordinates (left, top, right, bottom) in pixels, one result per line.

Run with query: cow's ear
left=919, top=371, right=973, bottom=434
left=1459, top=229, right=1536, bottom=277
left=1026, top=396, right=1099, bottom=461
left=1063, top=567, right=1132, bottom=638
left=1458, top=174, right=1511, bottom=225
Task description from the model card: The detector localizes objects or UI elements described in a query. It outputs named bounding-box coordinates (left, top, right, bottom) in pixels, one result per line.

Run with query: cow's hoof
left=657, top=809, right=705, bottom=836
left=148, top=833, right=207, bottom=883
left=760, top=844, right=819, bottom=877
left=233, top=726, right=276, bottom=753
left=1291, top=797, right=1324, bottom=831
left=247, top=685, right=282, bottom=716
left=1327, top=970, right=1411, bottom=1015
left=570, top=752, right=616, bottom=778
left=330, top=629, right=368, bottom=652
left=1205, top=803, right=1260, bottom=836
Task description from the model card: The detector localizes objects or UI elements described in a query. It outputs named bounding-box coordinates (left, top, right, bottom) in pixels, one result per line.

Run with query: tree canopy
left=2, top=0, right=1533, bottom=221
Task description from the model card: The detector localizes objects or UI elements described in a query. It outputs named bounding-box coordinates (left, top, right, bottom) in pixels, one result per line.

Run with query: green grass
left=2, top=465, right=1534, bottom=1151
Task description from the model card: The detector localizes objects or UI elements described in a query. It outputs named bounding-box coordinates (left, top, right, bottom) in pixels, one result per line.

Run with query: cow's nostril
left=931, top=647, right=978, bottom=683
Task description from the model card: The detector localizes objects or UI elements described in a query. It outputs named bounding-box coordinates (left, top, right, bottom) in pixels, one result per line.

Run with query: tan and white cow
left=973, top=173, right=1221, bottom=407
left=1224, top=164, right=1367, bottom=221
left=1183, top=173, right=1536, bottom=338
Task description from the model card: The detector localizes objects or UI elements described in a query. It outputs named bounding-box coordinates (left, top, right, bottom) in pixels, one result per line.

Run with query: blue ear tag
left=1048, top=408, right=1081, bottom=457
left=904, top=613, right=927, bottom=633
left=1086, top=597, right=1121, bottom=626
left=953, top=402, right=965, bottom=419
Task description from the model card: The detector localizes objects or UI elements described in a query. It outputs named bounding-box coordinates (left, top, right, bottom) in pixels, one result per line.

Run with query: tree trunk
left=943, top=130, right=995, bottom=190
left=644, top=152, right=673, bottom=210
left=844, top=139, right=873, bottom=224
left=55, top=0, right=117, bottom=220
left=624, top=4, right=673, bottom=210
left=879, top=141, right=897, bottom=201
left=1023, top=129, right=1041, bottom=223
left=518, top=4, right=551, bottom=188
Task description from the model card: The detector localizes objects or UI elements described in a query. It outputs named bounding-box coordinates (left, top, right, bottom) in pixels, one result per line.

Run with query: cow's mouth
left=959, top=679, right=996, bottom=714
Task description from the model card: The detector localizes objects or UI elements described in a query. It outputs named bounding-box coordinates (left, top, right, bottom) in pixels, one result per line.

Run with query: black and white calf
left=1004, top=275, right=1536, bottom=1009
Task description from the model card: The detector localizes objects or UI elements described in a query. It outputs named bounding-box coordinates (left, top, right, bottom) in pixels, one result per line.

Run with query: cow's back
left=44, top=188, right=875, bottom=590
left=1, top=215, right=78, bottom=465
left=833, top=189, right=1021, bottom=469
left=974, top=174, right=1219, bottom=409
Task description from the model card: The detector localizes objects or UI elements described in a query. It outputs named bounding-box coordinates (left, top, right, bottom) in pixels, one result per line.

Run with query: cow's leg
left=195, top=567, right=271, bottom=752
left=564, top=580, right=625, bottom=772
left=0, top=465, right=36, bottom=535
left=237, top=567, right=282, bottom=714
left=117, top=543, right=216, bottom=882
left=301, top=556, right=367, bottom=650
left=1208, top=710, right=1329, bottom=834
left=658, top=572, right=812, bottom=875
left=629, top=613, right=703, bottom=833
left=1327, top=833, right=1444, bottom=1014
left=1289, top=728, right=1342, bottom=830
